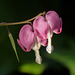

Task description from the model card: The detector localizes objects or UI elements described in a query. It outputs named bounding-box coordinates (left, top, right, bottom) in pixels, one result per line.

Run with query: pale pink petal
left=34, top=29, right=44, bottom=40
left=53, top=18, right=62, bottom=34
left=37, top=37, right=48, bottom=46
left=33, top=16, right=49, bottom=39
left=18, top=25, right=35, bottom=51
left=17, top=39, right=31, bottom=52
left=46, top=11, right=62, bottom=34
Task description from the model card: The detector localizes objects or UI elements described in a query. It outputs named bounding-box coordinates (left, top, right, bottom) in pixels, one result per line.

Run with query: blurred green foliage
left=0, top=0, right=75, bottom=75
left=19, top=63, right=45, bottom=75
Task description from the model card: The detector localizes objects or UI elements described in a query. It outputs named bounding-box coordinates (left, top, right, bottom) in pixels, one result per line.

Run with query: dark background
left=0, top=0, right=75, bottom=75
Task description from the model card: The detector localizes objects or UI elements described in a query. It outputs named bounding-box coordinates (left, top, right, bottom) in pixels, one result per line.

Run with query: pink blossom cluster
left=17, top=11, right=62, bottom=64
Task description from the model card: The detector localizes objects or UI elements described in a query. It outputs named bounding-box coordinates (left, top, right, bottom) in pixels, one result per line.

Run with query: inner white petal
left=35, top=50, right=42, bottom=64
left=31, top=37, right=42, bottom=64
left=32, top=38, right=41, bottom=51
left=46, top=31, right=53, bottom=54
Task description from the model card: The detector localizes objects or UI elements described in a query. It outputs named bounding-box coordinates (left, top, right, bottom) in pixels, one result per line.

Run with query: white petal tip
left=35, top=56, right=42, bottom=64
left=46, top=45, right=54, bottom=54
left=34, top=50, right=42, bottom=64
left=36, top=60, right=41, bottom=64
left=46, top=50, right=52, bottom=54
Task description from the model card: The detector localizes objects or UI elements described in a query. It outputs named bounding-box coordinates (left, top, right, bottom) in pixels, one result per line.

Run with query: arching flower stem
left=0, top=11, right=46, bottom=26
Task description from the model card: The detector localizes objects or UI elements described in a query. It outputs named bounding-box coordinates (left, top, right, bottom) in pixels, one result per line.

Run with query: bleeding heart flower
left=33, top=11, right=62, bottom=54
left=17, top=25, right=42, bottom=64
left=17, top=11, right=62, bottom=64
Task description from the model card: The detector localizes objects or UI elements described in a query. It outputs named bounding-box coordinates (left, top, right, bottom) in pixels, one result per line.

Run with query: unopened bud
left=6, top=26, right=20, bottom=62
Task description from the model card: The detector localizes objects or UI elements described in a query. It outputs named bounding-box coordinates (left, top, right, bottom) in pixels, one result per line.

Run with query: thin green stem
left=0, top=11, right=46, bottom=26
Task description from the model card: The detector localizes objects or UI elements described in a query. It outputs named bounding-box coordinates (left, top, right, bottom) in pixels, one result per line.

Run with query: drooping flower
left=17, top=25, right=42, bottom=64
left=33, top=11, right=62, bottom=54
left=17, top=11, right=62, bottom=64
